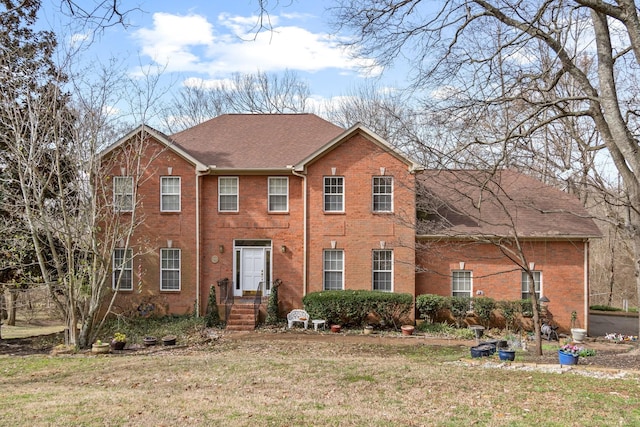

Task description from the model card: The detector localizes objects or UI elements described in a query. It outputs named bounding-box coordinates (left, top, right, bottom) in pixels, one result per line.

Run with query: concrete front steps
left=225, top=303, right=257, bottom=331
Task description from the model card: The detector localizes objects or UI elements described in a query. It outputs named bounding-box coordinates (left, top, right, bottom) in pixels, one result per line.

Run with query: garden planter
left=479, top=340, right=497, bottom=354
left=470, top=344, right=493, bottom=358
left=571, top=328, right=587, bottom=343
left=91, top=342, right=110, bottom=354
left=558, top=350, right=579, bottom=365
left=143, top=336, right=157, bottom=347
left=111, top=340, right=126, bottom=351
left=401, top=325, right=415, bottom=336
left=162, top=335, right=177, bottom=346
left=330, top=324, right=342, bottom=333
left=498, top=349, right=516, bottom=361
left=363, top=326, right=373, bottom=335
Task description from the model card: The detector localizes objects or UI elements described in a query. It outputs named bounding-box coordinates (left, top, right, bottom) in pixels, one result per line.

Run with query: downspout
left=584, top=239, right=589, bottom=333
left=291, top=168, right=308, bottom=296
left=195, top=167, right=208, bottom=316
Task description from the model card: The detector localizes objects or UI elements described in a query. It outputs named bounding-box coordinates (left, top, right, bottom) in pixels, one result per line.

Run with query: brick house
left=100, top=114, right=600, bottom=331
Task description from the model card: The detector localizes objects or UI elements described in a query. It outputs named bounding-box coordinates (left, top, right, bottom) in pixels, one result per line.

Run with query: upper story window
left=521, top=271, right=542, bottom=300
left=373, top=176, right=393, bottom=212
left=324, top=176, right=344, bottom=212
left=372, top=249, right=393, bottom=291
left=219, top=177, right=238, bottom=212
left=268, top=177, right=288, bottom=212
left=452, top=270, right=472, bottom=297
left=160, top=248, right=181, bottom=291
left=112, top=248, right=133, bottom=291
left=160, top=176, right=181, bottom=212
left=323, top=249, right=344, bottom=290
left=113, top=176, right=133, bottom=212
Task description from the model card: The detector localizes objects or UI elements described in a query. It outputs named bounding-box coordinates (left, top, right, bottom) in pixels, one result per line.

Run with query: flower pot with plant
left=558, top=343, right=582, bottom=365
left=92, top=340, right=110, bottom=354
left=111, top=332, right=127, bottom=350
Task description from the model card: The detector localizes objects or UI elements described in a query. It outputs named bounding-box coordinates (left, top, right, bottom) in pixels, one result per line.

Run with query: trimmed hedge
left=302, top=290, right=413, bottom=327
left=415, top=294, right=447, bottom=323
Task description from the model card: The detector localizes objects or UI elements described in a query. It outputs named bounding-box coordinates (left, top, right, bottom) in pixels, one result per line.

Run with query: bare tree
left=163, top=70, right=310, bottom=132
left=332, top=0, right=640, bottom=332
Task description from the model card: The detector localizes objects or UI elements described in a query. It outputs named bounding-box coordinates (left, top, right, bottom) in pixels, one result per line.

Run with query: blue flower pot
left=558, top=350, right=579, bottom=365
left=498, top=349, right=516, bottom=361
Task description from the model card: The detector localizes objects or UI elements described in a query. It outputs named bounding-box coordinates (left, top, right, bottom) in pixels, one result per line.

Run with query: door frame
left=233, top=239, right=272, bottom=297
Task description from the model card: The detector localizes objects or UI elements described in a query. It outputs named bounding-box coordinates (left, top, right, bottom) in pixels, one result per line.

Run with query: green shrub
left=265, top=282, right=280, bottom=325
left=472, top=297, right=495, bottom=328
left=517, top=299, right=533, bottom=317
left=302, top=290, right=413, bottom=327
left=589, top=305, right=621, bottom=312
left=416, top=294, right=447, bottom=323
left=204, top=285, right=221, bottom=327
left=497, top=300, right=519, bottom=331
left=447, top=296, right=471, bottom=327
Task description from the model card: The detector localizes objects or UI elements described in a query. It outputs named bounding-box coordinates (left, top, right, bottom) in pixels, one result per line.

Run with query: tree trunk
left=4, top=288, right=17, bottom=326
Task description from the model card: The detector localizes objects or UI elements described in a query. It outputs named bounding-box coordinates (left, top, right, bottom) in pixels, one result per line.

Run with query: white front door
left=239, top=248, right=264, bottom=296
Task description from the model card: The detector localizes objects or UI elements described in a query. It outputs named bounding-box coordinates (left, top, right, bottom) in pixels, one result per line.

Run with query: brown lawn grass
left=0, top=332, right=639, bottom=426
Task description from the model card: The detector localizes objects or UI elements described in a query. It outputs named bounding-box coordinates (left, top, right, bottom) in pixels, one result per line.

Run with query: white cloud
left=132, top=12, right=380, bottom=78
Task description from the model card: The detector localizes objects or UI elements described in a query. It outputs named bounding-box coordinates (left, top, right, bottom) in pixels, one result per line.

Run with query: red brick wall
left=416, top=239, right=588, bottom=330
left=305, top=133, right=417, bottom=302
left=104, top=137, right=198, bottom=316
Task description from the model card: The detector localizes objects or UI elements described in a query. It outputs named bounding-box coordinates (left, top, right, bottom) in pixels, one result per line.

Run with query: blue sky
left=38, top=1, right=402, bottom=115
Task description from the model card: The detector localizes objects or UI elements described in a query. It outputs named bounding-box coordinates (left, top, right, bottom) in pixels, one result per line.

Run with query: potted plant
left=558, top=343, right=582, bottom=365
left=91, top=340, right=110, bottom=354
left=111, top=332, right=127, bottom=350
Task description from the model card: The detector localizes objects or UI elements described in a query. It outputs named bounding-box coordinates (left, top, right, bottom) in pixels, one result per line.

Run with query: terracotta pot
left=401, top=325, right=415, bottom=336
left=330, top=324, right=342, bottom=333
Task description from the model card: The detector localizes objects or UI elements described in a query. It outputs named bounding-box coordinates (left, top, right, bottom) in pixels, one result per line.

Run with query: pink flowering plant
left=560, top=343, right=583, bottom=356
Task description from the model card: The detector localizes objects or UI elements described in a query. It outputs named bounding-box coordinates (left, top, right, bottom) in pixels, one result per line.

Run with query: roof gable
left=417, top=169, right=601, bottom=239
left=100, top=125, right=206, bottom=171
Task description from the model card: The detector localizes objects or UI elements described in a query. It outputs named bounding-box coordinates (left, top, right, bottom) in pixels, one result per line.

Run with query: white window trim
left=268, top=177, right=289, bottom=212
left=113, top=176, right=133, bottom=212
left=452, top=270, right=473, bottom=297
left=112, top=248, right=133, bottom=291
left=372, top=249, right=393, bottom=292
left=323, top=176, right=345, bottom=213
left=521, top=271, right=542, bottom=299
left=323, top=249, right=344, bottom=290
left=218, top=176, right=239, bottom=212
left=160, top=176, right=181, bottom=212
left=160, top=248, right=181, bottom=291
left=372, top=176, right=394, bottom=213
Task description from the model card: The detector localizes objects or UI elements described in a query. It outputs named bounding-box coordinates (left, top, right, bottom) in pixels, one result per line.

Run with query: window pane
left=269, top=177, right=288, bottom=212
left=113, top=176, right=133, bottom=211
left=323, top=250, right=343, bottom=290
left=324, top=177, right=344, bottom=211
left=373, top=250, right=393, bottom=291
left=161, top=177, right=180, bottom=211
left=373, top=177, right=393, bottom=212
left=113, top=248, right=132, bottom=290
left=219, top=177, right=238, bottom=211
left=161, top=249, right=180, bottom=291
left=452, top=271, right=471, bottom=297
left=521, top=271, right=541, bottom=299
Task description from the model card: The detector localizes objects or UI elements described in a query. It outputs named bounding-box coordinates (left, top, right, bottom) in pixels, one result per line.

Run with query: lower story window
left=372, top=250, right=393, bottom=291
left=452, top=270, right=472, bottom=297
left=521, top=271, right=541, bottom=299
left=161, top=248, right=181, bottom=291
left=323, top=249, right=344, bottom=290
left=112, top=248, right=133, bottom=291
